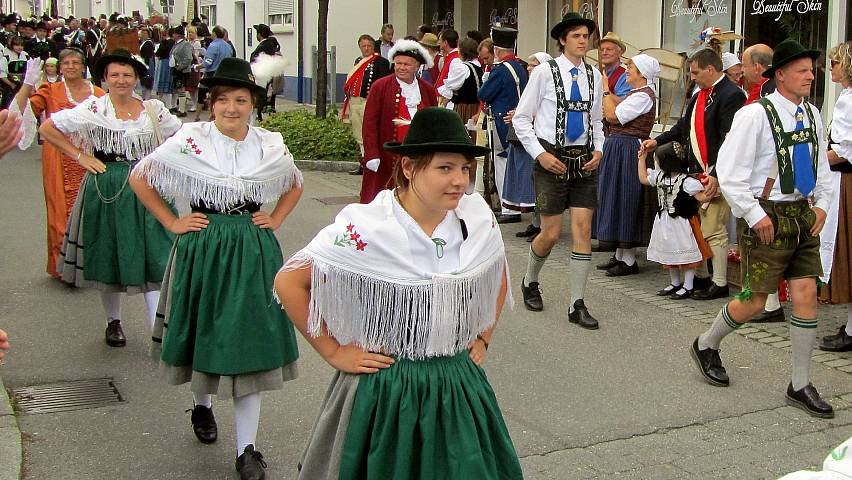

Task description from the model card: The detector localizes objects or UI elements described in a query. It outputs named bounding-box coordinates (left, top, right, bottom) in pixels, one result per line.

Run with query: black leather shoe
left=692, top=283, right=730, bottom=300
left=568, top=300, right=599, bottom=330
left=516, top=224, right=541, bottom=238
left=786, top=383, right=834, bottom=418
left=751, top=307, right=786, bottom=323
left=521, top=278, right=543, bottom=311
left=105, top=319, right=126, bottom=347
left=348, top=166, right=363, bottom=176
left=671, top=288, right=694, bottom=300
left=657, top=284, right=680, bottom=296
left=605, top=261, right=639, bottom=277
left=495, top=214, right=522, bottom=224
left=690, top=338, right=729, bottom=386
left=188, top=404, right=217, bottom=444
left=235, top=445, right=267, bottom=480
left=596, top=255, right=619, bottom=270
left=693, top=276, right=713, bottom=291
left=819, top=326, right=852, bottom=352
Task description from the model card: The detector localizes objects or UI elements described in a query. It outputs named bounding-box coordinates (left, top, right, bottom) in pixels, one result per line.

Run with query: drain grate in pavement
left=315, top=195, right=359, bottom=205
left=12, top=378, right=124, bottom=415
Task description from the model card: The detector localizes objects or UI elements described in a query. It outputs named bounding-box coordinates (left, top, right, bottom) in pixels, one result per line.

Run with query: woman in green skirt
left=130, top=57, right=303, bottom=480
left=276, top=107, right=523, bottom=479
left=39, top=49, right=182, bottom=347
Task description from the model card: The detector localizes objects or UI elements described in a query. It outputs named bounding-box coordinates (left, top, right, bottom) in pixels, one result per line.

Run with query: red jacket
left=360, top=75, right=438, bottom=203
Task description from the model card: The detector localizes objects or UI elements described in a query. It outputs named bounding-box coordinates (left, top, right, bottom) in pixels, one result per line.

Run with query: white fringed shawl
left=133, top=122, right=302, bottom=209
left=282, top=190, right=512, bottom=360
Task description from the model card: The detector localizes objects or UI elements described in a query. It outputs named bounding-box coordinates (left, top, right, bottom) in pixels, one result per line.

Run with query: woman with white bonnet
left=722, top=52, right=744, bottom=86
left=595, top=53, right=661, bottom=276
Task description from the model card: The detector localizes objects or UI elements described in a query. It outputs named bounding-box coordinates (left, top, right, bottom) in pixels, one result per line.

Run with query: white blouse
left=391, top=193, right=462, bottom=275
left=831, top=87, right=852, bottom=161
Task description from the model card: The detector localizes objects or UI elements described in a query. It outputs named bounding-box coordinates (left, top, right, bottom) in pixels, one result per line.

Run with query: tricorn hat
left=383, top=107, right=490, bottom=157
left=199, top=57, right=266, bottom=97
left=763, top=39, right=821, bottom=79
left=388, top=39, right=433, bottom=68
left=253, top=23, right=272, bottom=38
left=491, top=27, right=518, bottom=49
left=550, top=11, right=597, bottom=40
left=599, top=31, right=625, bottom=51
left=94, top=48, right=148, bottom=80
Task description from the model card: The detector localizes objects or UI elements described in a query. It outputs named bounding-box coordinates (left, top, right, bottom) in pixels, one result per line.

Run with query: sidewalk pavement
left=0, top=375, right=21, bottom=480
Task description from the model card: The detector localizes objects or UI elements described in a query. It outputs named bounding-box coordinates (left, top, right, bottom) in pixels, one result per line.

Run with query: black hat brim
left=762, top=49, right=821, bottom=79
left=199, top=76, right=266, bottom=97
left=550, top=18, right=597, bottom=40
left=94, top=53, right=148, bottom=80
left=383, top=141, right=490, bottom=157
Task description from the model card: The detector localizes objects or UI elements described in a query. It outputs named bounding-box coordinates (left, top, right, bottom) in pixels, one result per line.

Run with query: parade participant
left=250, top=24, right=281, bottom=119
left=185, top=27, right=204, bottom=112
left=25, top=21, right=56, bottom=61
left=692, top=40, right=836, bottom=418
left=169, top=25, right=193, bottom=118
left=139, top=28, right=156, bottom=100
left=598, top=32, right=630, bottom=99
left=641, top=48, right=746, bottom=300
left=417, top=32, right=440, bottom=85
left=437, top=37, right=483, bottom=137
left=435, top=28, right=460, bottom=90
left=65, top=18, right=84, bottom=50
left=154, top=29, right=174, bottom=108
left=595, top=53, right=659, bottom=276
left=85, top=19, right=106, bottom=86
left=342, top=33, right=391, bottom=162
left=722, top=52, right=743, bottom=86
left=38, top=49, right=181, bottom=347
left=0, top=15, right=17, bottom=50
left=742, top=44, right=774, bottom=104
left=376, top=23, right=394, bottom=59
left=16, top=21, right=34, bottom=42
left=40, top=57, right=59, bottom=85
left=512, top=12, right=604, bottom=328
left=11, top=50, right=104, bottom=278
left=197, top=26, right=233, bottom=119
left=276, top=107, right=523, bottom=480
left=359, top=39, right=437, bottom=203
left=131, top=57, right=302, bottom=480
left=638, top=142, right=711, bottom=298
left=1, top=37, right=30, bottom=108
left=479, top=38, right=495, bottom=71
left=818, top=41, right=852, bottom=352
left=479, top=27, right=527, bottom=224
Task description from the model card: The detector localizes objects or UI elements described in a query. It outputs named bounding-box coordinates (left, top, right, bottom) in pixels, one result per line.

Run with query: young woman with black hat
left=38, top=49, right=181, bottom=347
left=131, top=57, right=303, bottom=480
left=276, top=107, right=523, bottom=479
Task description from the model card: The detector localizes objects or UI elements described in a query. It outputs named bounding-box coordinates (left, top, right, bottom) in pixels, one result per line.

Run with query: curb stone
left=294, top=159, right=359, bottom=172
left=0, top=376, right=21, bottom=480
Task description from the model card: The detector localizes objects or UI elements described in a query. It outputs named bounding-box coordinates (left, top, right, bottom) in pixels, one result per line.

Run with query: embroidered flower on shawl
left=180, top=136, right=203, bottom=156
left=334, top=224, right=368, bottom=251
left=88, top=101, right=98, bottom=114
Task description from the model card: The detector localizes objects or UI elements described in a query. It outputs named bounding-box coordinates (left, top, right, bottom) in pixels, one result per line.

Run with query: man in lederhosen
left=512, top=12, right=604, bottom=330
left=691, top=40, right=837, bottom=418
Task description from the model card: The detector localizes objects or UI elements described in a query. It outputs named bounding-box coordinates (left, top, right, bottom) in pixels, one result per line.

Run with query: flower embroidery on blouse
left=88, top=101, right=98, bottom=114
left=334, top=223, right=368, bottom=251
left=180, top=137, right=203, bottom=156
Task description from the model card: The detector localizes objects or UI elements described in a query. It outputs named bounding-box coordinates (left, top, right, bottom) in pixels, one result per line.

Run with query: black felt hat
left=383, top=107, right=490, bottom=156
left=763, top=39, right=821, bottom=79
left=550, top=11, right=597, bottom=40
left=199, top=57, right=266, bottom=97
left=253, top=23, right=272, bottom=38
left=491, top=27, right=518, bottom=49
left=35, top=21, right=49, bottom=31
left=2, top=14, right=17, bottom=25
left=94, top=48, right=148, bottom=80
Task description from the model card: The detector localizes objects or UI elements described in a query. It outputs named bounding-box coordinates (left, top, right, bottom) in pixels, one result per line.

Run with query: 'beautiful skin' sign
left=750, top=0, right=824, bottom=22
left=670, top=0, right=730, bottom=23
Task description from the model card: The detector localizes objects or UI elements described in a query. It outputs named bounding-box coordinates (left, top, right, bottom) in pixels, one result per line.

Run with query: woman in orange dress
left=12, top=48, right=104, bottom=278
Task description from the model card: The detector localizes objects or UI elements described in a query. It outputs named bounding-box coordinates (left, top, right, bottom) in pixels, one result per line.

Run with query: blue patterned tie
left=566, top=67, right=583, bottom=142
left=792, top=106, right=815, bottom=197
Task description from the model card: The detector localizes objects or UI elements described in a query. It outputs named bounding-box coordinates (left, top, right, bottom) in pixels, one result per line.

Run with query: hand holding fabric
left=23, top=58, right=44, bottom=87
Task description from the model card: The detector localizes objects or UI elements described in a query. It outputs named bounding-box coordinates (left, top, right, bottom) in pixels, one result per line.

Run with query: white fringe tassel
left=134, top=158, right=303, bottom=210
left=69, top=125, right=158, bottom=161
left=286, top=251, right=505, bottom=360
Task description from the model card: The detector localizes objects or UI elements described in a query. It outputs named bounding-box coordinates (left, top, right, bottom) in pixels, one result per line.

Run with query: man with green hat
left=512, top=11, right=604, bottom=330
left=692, top=39, right=837, bottom=418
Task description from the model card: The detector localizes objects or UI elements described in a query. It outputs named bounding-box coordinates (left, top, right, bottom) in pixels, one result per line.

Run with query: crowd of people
left=0, top=7, right=849, bottom=480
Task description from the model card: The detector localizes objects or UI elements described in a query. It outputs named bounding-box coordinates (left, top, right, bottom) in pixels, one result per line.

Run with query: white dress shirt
left=437, top=49, right=467, bottom=100
left=512, top=54, right=604, bottom=160
left=717, top=91, right=836, bottom=227
left=830, top=87, right=852, bottom=161
left=614, top=87, right=654, bottom=125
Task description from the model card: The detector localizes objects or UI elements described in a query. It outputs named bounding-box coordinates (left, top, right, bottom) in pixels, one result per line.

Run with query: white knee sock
left=192, top=392, right=212, bottom=408
left=100, top=292, right=122, bottom=324
left=614, top=248, right=623, bottom=261
left=569, top=251, right=592, bottom=310
left=524, top=246, right=549, bottom=286
left=143, top=291, right=160, bottom=332
left=669, top=269, right=682, bottom=287
left=846, top=305, right=852, bottom=336
left=710, top=245, right=728, bottom=286
left=160, top=93, right=172, bottom=108
left=683, top=269, right=696, bottom=290
left=621, top=248, right=636, bottom=266
left=234, top=393, right=262, bottom=456
left=790, top=316, right=817, bottom=390
left=764, top=292, right=781, bottom=312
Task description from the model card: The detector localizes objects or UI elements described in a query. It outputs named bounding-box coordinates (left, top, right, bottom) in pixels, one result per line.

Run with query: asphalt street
left=1, top=143, right=851, bottom=479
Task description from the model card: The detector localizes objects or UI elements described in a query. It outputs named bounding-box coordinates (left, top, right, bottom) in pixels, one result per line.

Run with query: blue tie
left=566, top=67, right=584, bottom=142
left=792, top=106, right=815, bottom=197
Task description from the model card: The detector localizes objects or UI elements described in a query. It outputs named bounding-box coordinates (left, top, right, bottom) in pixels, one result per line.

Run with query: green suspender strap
left=546, top=59, right=596, bottom=178
left=757, top=98, right=818, bottom=197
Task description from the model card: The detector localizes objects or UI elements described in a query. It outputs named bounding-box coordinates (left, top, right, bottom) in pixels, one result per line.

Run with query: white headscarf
left=528, top=52, right=552, bottom=66
left=631, top=53, right=660, bottom=87
left=721, top=52, right=741, bottom=72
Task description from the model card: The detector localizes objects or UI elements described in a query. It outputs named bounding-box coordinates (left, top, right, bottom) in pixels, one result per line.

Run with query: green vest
left=756, top=98, right=818, bottom=195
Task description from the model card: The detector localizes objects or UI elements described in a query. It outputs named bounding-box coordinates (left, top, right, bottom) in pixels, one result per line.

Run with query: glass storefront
left=661, top=0, right=736, bottom=55
left=478, top=0, right=519, bottom=33
left=423, top=0, right=454, bottom=31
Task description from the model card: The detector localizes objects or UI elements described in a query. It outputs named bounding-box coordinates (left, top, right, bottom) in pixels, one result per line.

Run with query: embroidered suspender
left=546, top=59, right=596, bottom=179
left=757, top=98, right=818, bottom=196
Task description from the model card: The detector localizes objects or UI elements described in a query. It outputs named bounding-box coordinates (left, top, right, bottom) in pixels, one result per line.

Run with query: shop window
left=200, top=4, right=216, bottom=26
left=424, top=0, right=453, bottom=31
left=479, top=0, right=518, bottom=33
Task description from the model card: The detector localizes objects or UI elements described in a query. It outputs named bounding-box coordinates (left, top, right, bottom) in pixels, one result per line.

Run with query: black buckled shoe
left=105, top=319, right=126, bottom=347
left=606, top=261, right=639, bottom=277
left=657, top=284, right=680, bottom=296
left=521, top=278, right=543, bottom=312
left=596, top=256, right=620, bottom=271
left=751, top=306, right=786, bottom=323
left=692, top=283, right=730, bottom=300
left=187, top=404, right=217, bottom=444
left=516, top=224, right=541, bottom=238
left=690, top=338, right=729, bottom=386
left=236, top=445, right=268, bottom=480
left=786, top=383, right=834, bottom=418
left=568, top=300, right=599, bottom=330
left=671, top=288, right=694, bottom=300
left=819, top=326, right=852, bottom=352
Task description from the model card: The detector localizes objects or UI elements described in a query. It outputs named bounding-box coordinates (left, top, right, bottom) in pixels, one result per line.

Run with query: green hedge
left=259, top=110, right=360, bottom=161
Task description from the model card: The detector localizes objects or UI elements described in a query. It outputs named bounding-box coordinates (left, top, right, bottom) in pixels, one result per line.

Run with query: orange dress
left=26, top=82, right=105, bottom=277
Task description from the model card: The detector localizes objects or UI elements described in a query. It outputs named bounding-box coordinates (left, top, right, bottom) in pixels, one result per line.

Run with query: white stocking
left=100, top=292, right=122, bottom=324
left=143, top=291, right=160, bottom=332
left=234, top=393, right=262, bottom=456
